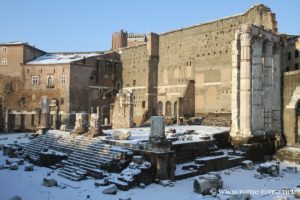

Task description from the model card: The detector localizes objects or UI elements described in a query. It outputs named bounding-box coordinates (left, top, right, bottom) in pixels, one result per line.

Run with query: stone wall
left=158, top=4, right=276, bottom=116
left=120, top=4, right=277, bottom=125
left=283, top=70, right=300, bottom=146
left=110, top=90, right=133, bottom=129
left=119, top=33, right=159, bottom=125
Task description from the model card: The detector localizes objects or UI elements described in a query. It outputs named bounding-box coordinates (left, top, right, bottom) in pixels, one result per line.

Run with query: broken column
left=39, top=96, right=50, bottom=131
left=146, top=116, right=174, bottom=180
left=149, top=116, right=170, bottom=151
left=71, top=113, right=88, bottom=135
left=111, top=90, right=133, bottom=129
left=87, top=107, right=102, bottom=137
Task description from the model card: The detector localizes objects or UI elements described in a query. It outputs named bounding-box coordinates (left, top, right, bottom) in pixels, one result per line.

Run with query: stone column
left=4, top=109, right=9, bottom=132
left=263, top=41, right=274, bottom=133
left=40, top=97, right=50, bottom=129
left=272, top=43, right=282, bottom=133
left=251, top=38, right=264, bottom=135
left=230, top=31, right=240, bottom=136
left=239, top=25, right=252, bottom=137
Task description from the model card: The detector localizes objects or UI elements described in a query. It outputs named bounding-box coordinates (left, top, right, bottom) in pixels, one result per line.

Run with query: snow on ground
left=102, top=125, right=229, bottom=144
left=0, top=128, right=299, bottom=200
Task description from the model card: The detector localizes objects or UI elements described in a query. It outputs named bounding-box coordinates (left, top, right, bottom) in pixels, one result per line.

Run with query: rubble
left=60, top=125, right=68, bottom=131
left=193, top=172, right=223, bottom=195
left=160, top=180, right=174, bottom=187
left=24, top=164, right=34, bottom=171
left=112, top=130, right=131, bottom=140
left=257, top=162, right=280, bottom=177
left=95, top=178, right=109, bottom=187
left=241, top=160, right=254, bottom=170
left=253, top=172, right=263, bottom=179
left=9, top=163, right=19, bottom=170
left=284, top=166, right=297, bottom=173
left=226, top=194, right=251, bottom=200
left=102, top=184, right=118, bottom=195
left=42, top=178, right=58, bottom=187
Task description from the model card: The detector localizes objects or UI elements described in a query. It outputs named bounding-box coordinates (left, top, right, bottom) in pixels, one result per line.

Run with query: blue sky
left=1, top=0, right=299, bottom=52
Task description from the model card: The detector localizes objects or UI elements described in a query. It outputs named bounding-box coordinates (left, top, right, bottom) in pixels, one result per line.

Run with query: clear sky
left=1, top=0, right=299, bottom=52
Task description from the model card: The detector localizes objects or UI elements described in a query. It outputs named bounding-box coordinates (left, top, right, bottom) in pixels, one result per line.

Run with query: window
left=2, top=47, right=7, bottom=53
left=288, top=52, right=291, bottom=60
left=296, top=50, right=299, bottom=58
left=133, top=80, right=136, bottom=86
left=47, top=76, right=54, bottom=88
left=286, top=67, right=290, bottom=72
left=296, top=63, right=299, bottom=70
left=32, top=76, right=39, bottom=85
left=61, top=75, right=66, bottom=85
left=61, top=97, right=64, bottom=105
left=1, top=58, right=7, bottom=65
left=142, top=101, right=145, bottom=108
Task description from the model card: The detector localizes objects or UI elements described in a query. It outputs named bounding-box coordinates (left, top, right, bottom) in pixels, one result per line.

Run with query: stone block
left=112, top=130, right=131, bottom=140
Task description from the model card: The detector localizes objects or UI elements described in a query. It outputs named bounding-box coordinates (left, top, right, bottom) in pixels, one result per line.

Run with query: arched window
left=157, top=101, right=163, bottom=115
left=165, top=101, right=172, bottom=116
left=47, top=76, right=53, bottom=88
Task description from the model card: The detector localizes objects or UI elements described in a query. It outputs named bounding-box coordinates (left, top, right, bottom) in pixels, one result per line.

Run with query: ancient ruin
left=1, top=2, right=300, bottom=200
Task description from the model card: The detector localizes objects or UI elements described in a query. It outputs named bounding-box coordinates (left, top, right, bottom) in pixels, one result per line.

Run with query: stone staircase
left=22, top=131, right=132, bottom=181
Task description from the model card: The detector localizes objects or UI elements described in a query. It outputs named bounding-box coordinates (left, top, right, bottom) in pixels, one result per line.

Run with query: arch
left=157, top=101, right=163, bottom=115
left=174, top=101, right=177, bottom=117
left=47, top=76, right=53, bottom=87
left=165, top=101, right=171, bottom=116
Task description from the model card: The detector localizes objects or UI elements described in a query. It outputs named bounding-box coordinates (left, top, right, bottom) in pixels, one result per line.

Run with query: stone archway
left=157, top=101, right=163, bottom=115
left=165, top=101, right=171, bottom=117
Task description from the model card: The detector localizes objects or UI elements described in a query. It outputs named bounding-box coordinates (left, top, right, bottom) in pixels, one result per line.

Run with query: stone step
left=68, top=156, right=106, bottom=168
left=72, top=149, right=119, bottom=160
left=70, top=152, right=111, bottom=163
left=58, top=171, right=82, bottom=181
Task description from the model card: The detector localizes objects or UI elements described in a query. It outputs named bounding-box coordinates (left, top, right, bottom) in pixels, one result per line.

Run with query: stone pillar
left=230, top=31, right=240, bottom=136
left=263, top=41, right=274, bottom=133
left=40, top=96, right=50, bottom=130
left=71, top=113, right=88, bottom=135
left=149, top=116, right=170, bottom=152
left=4, top=109, right=9, bottom=132
left=239, top=25, right=252, bottom=137
left=272, top=44, right=282, bottom=133
left=251, top=38, right=264, bottom=135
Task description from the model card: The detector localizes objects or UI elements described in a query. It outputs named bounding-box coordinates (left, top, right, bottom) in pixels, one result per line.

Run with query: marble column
left=251, top=38, right=264, bottom=135
left=272, top=43, right=282, bottom=133
left=263, top=41, right=274, bottom=133
left=230, top=31, right=240, bottom=136
left=239, top=26, right=252, bottom=137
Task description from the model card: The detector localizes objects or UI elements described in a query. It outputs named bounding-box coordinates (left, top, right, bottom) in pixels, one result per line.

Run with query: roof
left=26, top=53, right=100, bottom=65
left=0, top=41, right=27, bottom=46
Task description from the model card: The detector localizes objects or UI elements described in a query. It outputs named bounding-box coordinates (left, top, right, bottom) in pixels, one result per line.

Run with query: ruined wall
left=120, top=44, right=149, bottom=124
left=283, top=70, right=300, bottom=146
left=158, top=4, right=276, bottom=116
left=284, top=36, right=300, bottom=72
left=120, top=33, right=159, bottom=125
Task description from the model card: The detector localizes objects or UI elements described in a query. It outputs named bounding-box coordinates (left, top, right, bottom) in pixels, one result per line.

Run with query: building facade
left=0, top=42, right=122, bottom=131
left=119, top=4, right=278, bottom=127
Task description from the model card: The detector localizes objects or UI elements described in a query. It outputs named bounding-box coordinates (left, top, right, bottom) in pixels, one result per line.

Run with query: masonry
left=119, top=4, right=277, bottom=126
